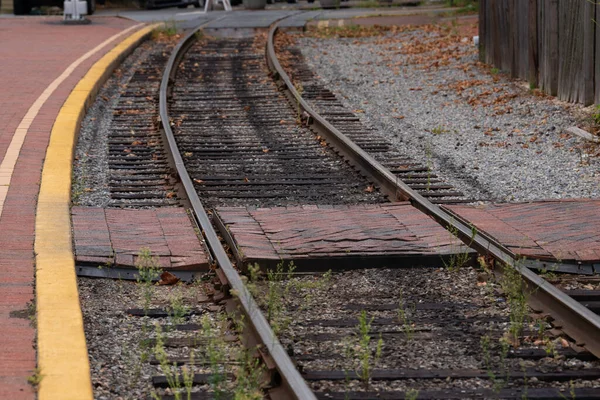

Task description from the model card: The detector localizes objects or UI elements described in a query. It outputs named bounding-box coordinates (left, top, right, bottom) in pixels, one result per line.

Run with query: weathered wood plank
left=481, top=0, right=593, bottom=105
left=479, top=0, right=486, bottom=62
left=528, top=0, right=538, bottom=87
left=582, top=0, right=594, bottom=105
left=596, top=3, right=600, bottom=103
left=547, top=0, right=559, bottom=96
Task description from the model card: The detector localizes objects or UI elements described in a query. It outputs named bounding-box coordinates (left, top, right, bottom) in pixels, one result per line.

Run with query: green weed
left=153, top=20, right=178, bottom=38
left=233, top=347, right=264, bottom=400
left=397, top=291, right=415, bottom=340
left=152, top=324, right=185, bottom=400
left=431, top=126, right=449, bottom=135
left=443, top=221, right=476, bottom=272
left=167, top=285, right=190, bottom=326
left=27, top=367, right=43, bottom=388
left=200, top=314, right=228, bottom=398
left=480, top=334, right=510, bottom=394
left=405, top=389, right=420, bottom=400
left=136, top=248, right=163, bottom=376
left=345, top=311, right=383, bottom=391
left=501, top=261, right=528, bottom=347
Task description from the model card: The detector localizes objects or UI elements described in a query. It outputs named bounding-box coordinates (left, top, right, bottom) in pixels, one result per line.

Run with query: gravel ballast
left=80, top=276, right=243, bottom=400
left=297, top=25, right=600, bottom=202
left=264, top=267, right=600, bottom=395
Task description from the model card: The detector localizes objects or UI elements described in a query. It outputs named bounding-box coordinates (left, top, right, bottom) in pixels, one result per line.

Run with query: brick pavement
left=0, top=17, right=137, bottom=398
left=445, top=200, right=600, bottom=263
left=72, top=207, right=209, bottom=270
left=216, top=203, right=472, bottom=270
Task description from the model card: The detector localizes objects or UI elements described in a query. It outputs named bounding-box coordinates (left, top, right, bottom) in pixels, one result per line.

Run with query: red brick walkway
left=445, top=200, right=600, bottom=263
left=216, top=203, right=471, bottom=270
left=0, top=17, right=137, bottom=398
left=72, top=207, right=209, bottom=270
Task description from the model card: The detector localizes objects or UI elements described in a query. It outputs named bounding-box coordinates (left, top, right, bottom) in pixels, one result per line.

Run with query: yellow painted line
left=0, top=24, right=143, bottom=217
left=35, top=23, right=158, bottom=400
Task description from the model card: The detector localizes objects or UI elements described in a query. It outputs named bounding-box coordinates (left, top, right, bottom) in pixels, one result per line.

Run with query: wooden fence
left=479, top=0, right=598, bottom=105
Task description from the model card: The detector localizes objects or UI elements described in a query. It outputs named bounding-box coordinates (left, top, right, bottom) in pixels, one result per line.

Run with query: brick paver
left=216, top=203, right=471, bottom=270
left=0, top=17, right=137, bottom=398
left=72, top=207, right=209, bottom=270
left=445, top=200, right=600, bottom=263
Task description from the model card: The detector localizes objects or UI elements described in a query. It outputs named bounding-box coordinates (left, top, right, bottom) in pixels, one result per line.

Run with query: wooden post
left=479, top=0, right=486, bottom=62
left=595, top=3, right=600, bottom=103
left=547, top=0, right=559, bottom=96
left=528, top=0, right=538, bottom=87
left=510, top=0, right=518, bottom=78
left=582, top=0, right=595, bottom=105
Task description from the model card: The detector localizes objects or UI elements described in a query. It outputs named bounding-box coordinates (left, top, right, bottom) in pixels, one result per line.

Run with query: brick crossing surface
left=445, top=200, right=600, bottom=263
left=216, top=203, right=469, bottom=266
left=72, top=207, right=209, bottom=270
left=0, top=17, right=136, bottom=398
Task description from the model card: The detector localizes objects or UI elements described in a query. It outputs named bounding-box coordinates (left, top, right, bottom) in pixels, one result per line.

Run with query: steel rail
left=159, top=26, right=317, bottom=400
left=266, top=22, right=600, bottom=358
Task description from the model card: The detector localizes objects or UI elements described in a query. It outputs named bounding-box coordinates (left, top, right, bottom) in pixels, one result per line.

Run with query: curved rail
left=159, top=26, right=317, bottom=400
left=266, top=22, right=600, bottom=358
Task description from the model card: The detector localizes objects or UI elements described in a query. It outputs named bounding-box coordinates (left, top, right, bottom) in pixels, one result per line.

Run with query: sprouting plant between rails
left=480, top=334, right=511, bottom=394
left=521, top=361, right=529, bottom=400
left=199, top=314, right=228, bottom=398
left=245, top=261, right=331, bottom=336
left=501, top=260, right=528, bottom=347
left=344, top=310, right=383, bottom=391
left=136, top=248, right=163, bottom=375
left=151, top=324, right=188, bottom=400
left=558, top=380, right=577, bottom=400
left=397, top=290, right=415, bottom=340
left=137, top=247, right=163, bottom=312
left=405, top=388, right=420, bottom=400
left=167, top=285, right=190, bottom=327
left=233, top=346, right=264, bottom=400
left=443, top=220, right=477, bottom=272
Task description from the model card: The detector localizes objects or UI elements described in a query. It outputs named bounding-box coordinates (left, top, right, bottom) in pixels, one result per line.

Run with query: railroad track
left=264, top=20, right=600, bottom=398
left=79, top=18, right=600, bottom=399
left=107, top=41, right=180, bottom=208
left=273, top=34, right=474, bottom=205
left=169, top=35, right=385, bottom=208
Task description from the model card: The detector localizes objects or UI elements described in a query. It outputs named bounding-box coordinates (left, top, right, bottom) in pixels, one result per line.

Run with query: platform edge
left=34, top=23, right=158, bottom=400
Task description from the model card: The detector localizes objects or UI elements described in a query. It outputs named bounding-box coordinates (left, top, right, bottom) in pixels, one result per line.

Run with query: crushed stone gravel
left=297, top=26, right=600, bottom=202
left=80, top=276, right=240, bottom=400
left=263, top=267, right=600, bottom=394
left=73, top=41, right=155, bottom=208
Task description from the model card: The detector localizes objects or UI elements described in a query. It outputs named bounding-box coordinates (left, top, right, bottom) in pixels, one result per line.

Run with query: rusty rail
left=266, top=22, right=600, bottom=358
left=159, top=25, right=317, bottom=400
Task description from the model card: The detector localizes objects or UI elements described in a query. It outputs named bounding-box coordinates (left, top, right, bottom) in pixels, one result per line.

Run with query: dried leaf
left=158, top=271, right=180, bottom=286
